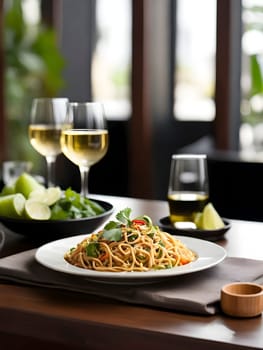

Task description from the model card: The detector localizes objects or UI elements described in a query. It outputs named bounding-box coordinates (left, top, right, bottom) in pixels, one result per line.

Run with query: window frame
left=215, top=0, right=242, bottom=151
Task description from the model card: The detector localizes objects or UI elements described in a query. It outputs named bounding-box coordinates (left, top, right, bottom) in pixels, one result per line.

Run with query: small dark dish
left=0, top=199, right=113, bottom=241
left=158, top=216, right=231, bottom=242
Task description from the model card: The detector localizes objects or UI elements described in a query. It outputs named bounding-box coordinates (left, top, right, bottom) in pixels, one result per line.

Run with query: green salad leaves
left=50, top=188, right=105, bottom=220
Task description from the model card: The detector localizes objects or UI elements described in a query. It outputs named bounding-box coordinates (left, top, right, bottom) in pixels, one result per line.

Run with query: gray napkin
left=0, top=249, right=263, bottom=315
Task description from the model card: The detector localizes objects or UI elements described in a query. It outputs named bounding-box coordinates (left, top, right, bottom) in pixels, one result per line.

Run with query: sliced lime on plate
left=194, top=212, right=203, bottom=229
left=202, top=203, right=225, bottom=230
left=0, top=184, right=15, bottom=196
left=29, top=187, right=62, bottom=206
left=24, top=199, right=51, bottom=220
left=0, top=193, right=26, bottom=218
left=15, top=173, right=44, bottom=198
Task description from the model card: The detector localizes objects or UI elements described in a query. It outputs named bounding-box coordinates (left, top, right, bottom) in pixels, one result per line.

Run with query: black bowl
left=0, top=199, right=114, bottom=241
left=158, top=216, right=231, bottom=242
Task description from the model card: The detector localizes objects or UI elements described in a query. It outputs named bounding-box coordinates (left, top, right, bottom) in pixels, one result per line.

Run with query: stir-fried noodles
left=64, top=208, right=196, bottom=272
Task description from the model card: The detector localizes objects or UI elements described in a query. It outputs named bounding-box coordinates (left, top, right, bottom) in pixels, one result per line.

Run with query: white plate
left=35, top=234, right=226, bottom=284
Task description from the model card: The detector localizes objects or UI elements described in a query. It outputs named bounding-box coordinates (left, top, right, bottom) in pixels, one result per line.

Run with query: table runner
left=0, top=249, right=262, bottom=315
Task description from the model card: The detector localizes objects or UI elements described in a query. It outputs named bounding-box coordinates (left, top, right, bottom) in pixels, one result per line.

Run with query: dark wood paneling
left=215, top=0, right=242, bottom=151
left=129, top=0, right=153, bottom=198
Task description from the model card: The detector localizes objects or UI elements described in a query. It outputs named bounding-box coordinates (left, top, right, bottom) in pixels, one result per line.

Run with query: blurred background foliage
left=4, top=0, right=65, bottom=171
left=242, top=54, right=263, bottom=125
left=241, top=3, right=263, bottom=126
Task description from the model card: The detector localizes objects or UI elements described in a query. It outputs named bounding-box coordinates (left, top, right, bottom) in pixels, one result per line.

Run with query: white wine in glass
left=167, top=154, right=209, bottom=227
left=29, top=98, right=68, bottom=187
left=61, top=102, right=108, bottom=197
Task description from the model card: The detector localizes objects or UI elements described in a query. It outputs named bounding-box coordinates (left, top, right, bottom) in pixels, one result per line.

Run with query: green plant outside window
left=4, top=0, right=65, bottom=172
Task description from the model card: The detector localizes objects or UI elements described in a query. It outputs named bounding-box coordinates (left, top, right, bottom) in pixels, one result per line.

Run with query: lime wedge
left=28, top=188, right=46, bottom=200
left=29, top=187, right=61, bottom=206
left=202, top=203, right=224, bottom=230
left=0, top=184, right=15, bottom=196
left=15, top=173, right=44, bottom=198
left=24, top=199, right=51, bottom=220
left=0, top=193, right=26, bottom=218
left=194, top=212, right=203, bottom=229
left=45, top=187, right=62, bottom=205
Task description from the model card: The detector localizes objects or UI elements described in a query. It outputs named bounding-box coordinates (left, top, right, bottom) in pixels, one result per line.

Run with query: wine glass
left=29, top=98, right=68, bottom=187
left=167, top=154, right=209, bottom=228
left=60, top=102, right=108, bottom=197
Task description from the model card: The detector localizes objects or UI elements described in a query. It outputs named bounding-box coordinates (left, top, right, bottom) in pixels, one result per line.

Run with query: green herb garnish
left=116, top=207, right=132, bottom=225
left=50, top=188, right=105, bottom=220
left=86, top=242, right=100, bottom=257
left=101, top=208, right=153, bottom=242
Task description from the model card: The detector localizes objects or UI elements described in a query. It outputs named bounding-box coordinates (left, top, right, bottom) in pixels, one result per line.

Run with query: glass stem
left=46, top=156, right=56, bottom=187
left=79, top=166, right=90, bottom=197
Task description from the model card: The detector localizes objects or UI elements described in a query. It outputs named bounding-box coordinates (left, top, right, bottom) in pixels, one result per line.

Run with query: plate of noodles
left=35, top=208, right=226, bottom=284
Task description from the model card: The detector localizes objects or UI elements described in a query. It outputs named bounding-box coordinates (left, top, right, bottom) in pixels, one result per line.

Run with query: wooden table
left=0, top=195, right=263, bottom=350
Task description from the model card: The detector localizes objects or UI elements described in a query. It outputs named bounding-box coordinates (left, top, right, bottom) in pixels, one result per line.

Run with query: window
left=240, top=0, right=263, bottom=154
left=174, top=0, right=217, bottom=121
left=22, top=0, right=40, bottom=24
left=92, top=0, right=131, bottom=120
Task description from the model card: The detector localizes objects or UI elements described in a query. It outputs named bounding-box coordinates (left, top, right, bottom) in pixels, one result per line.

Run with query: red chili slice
left=132, top=219, right=146, bottom=225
